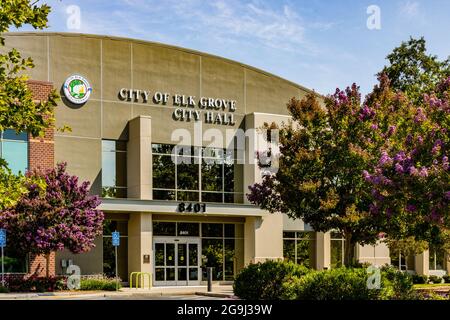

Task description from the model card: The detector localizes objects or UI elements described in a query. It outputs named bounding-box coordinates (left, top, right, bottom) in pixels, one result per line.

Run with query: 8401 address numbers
left=178, top=202, right=206, bottom=213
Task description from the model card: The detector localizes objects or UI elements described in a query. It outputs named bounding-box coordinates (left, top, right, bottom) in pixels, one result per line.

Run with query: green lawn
left=413, top=283, right=450, bottom=289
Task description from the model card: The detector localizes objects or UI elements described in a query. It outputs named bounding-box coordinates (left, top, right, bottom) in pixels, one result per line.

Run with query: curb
left=0, top=291, right=111, bottom=300
left=194, top=292, right=235, bottom=299
left=0, top=289, right=236, bottom=300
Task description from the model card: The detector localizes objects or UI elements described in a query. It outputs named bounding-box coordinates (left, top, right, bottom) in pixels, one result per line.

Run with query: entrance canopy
left=100, top=198, right=268, bottom=217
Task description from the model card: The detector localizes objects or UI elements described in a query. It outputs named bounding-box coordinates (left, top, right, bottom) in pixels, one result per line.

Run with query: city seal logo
left=63, top=74, right=92, bottom=104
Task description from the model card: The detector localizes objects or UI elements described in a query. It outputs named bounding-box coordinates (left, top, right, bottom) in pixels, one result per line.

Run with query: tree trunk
left=45, top=253, right=50, bottom=278
left=343, top=231, right=355, bottom=267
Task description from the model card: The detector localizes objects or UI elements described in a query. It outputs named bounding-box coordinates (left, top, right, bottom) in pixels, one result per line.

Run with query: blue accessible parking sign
left=0, top=229, right=5, bottom=286
left=112, top=231, right=120, bottom=247
left=0, top=229, right=6, bottom=248
left=111, top=231, right=120, bottom=291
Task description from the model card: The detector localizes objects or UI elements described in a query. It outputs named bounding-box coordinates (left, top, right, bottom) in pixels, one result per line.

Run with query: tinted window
left=153, top=222, right=176, bottom=236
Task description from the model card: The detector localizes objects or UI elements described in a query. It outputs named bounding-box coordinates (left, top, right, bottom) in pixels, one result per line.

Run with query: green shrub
left=7, top=276, right=67, bottom=292
left=428, top=275, right=442, bottom=284
left=0, top=286, right=9, bottom=293
left=282, top=266, right=416, bottom=300
left=233, top=260, right=310, bottom=300
left=411, top=274, right=428, bottom=284
left=286, top=268, right=380, bottom=300
left=379, top=266, right=416, bottom=300
left=419, top=291, right=448, bottom=300
left=442, top=275, right=450, bottom=283
left=234, top=262, right=419, bottom=300
left=79, top=278, right=120, bottom=291
left=280, top=276, right=303, bottom=300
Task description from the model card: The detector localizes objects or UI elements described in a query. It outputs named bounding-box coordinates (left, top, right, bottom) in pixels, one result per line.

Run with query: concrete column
left=315, top=232, right=331, bottom=270
left=244, top=214, right=283, bottom=265
left=244, top=217, right=256, bottom=265
left=243, top=112, right=291, bottom=204
left=414, top=250, right=429, bottom=276
left=128, top=213, right=152, bottom=284
left=445, top=252, right=450, bottom=275
left=356, top=241, right=390, bottom=266
left=127, top=116, right=152, bottom=200
left=243, top=114, right=257, bottom=205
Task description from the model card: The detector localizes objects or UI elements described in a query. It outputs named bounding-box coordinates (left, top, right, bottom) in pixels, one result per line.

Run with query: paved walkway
left=121, top=284, right=234, bottom=296
left=0, top=285, right=236, bottom=300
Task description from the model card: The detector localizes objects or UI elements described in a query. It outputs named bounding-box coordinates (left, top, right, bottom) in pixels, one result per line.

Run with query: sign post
left=0, top=229, right=6, bottom=287
left=111, top=231, right=120, bottom=291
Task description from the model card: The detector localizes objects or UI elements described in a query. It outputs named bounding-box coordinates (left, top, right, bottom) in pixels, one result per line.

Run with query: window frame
left=152, top=143, right=244, bottom=203
left=0, top=130, right=29, bottom=175
left=282, top=231, right=316, bottom=268
left=101, top=139, right=128, bottom=198
left=429, top=248, right=446, bottom=271
left=152, top=221, right=245, bottom=282
left=330, top=232, right=345, bottom=268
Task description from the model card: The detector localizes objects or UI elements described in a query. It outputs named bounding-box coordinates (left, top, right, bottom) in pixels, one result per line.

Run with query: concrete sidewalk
left=0, top=285, right=235, bottom=300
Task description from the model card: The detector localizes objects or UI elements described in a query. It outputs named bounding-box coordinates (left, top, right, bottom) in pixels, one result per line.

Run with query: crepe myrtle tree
left=0, top=162, right=104, bottom=277
left=247, top=74, right=449, bottom=266
left=364, top=76, right=450, bottom=250
left=247, top=83, right=391, bottom=266
left=0, top=1, right=59, bottom=209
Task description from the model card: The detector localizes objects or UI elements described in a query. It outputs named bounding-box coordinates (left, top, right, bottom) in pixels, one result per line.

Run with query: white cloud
left=172, top=0, right=308, bottom=52
left=51, top=0, right=323, bottom=54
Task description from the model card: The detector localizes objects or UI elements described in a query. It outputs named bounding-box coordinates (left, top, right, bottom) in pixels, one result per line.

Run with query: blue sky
left=16, top=0, right=450, bottom=95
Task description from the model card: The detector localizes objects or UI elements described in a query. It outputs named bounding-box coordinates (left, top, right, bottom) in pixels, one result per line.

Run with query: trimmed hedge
left=281, top=268, right=380, bottom=300
left=379, top=265, right=416, bottom=300
left=233, top=260, right=310, bottom=300
left=79, top=278, right=120, bottom=291
left=428, top=275, right=442, bottom=284
left=443, top=275, right=450, bottom=284
left=7, top=276, right=67, bottom=292
left=0, top=286, right=9, bottom=293
left=412, top=274, right=428, bottom=284
left=282, top=266, right=416, bottom=300
left=234, top=261, right=417, bottom=300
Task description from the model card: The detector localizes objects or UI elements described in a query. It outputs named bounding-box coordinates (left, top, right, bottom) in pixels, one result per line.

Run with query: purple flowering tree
left=247, top=74, right=449, bottom=265
left=247, top=86, right=387, bottom=266
left=364, top=77, right=450, bottom=249
left=0, top=162, right=104, bottom=277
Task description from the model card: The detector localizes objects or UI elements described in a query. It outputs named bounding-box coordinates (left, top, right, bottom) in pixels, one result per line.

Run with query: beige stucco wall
left=243, top=112, right=291, bottom=203
left=55, top=237, right=103, bottom=276
left=127, top=116, right=152, bottom=199
left=415, top=250, right=430, bottom=275
left=128, top=213, right=153, bottom=278
left=315, top=232, right=331, bottom=270
left=244, top=214, right=284, bottom=264
left=2, top=33, right=314, bottom=189
left=356, top=241, right=391, bottom=266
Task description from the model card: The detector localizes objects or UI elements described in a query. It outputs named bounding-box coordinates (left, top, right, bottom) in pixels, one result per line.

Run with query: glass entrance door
left=153, top=238, right=201, bottom=286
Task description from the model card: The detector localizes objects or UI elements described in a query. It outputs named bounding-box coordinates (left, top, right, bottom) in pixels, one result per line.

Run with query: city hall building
left=2, top=32, right=449, bottom=286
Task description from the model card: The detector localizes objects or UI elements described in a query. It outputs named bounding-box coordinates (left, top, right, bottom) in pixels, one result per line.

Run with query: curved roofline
left=5, top=31, right=323, bottom=97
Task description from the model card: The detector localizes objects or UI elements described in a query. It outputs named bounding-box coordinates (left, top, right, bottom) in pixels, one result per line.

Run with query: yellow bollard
left=129, top=272, right=151, bottom=289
